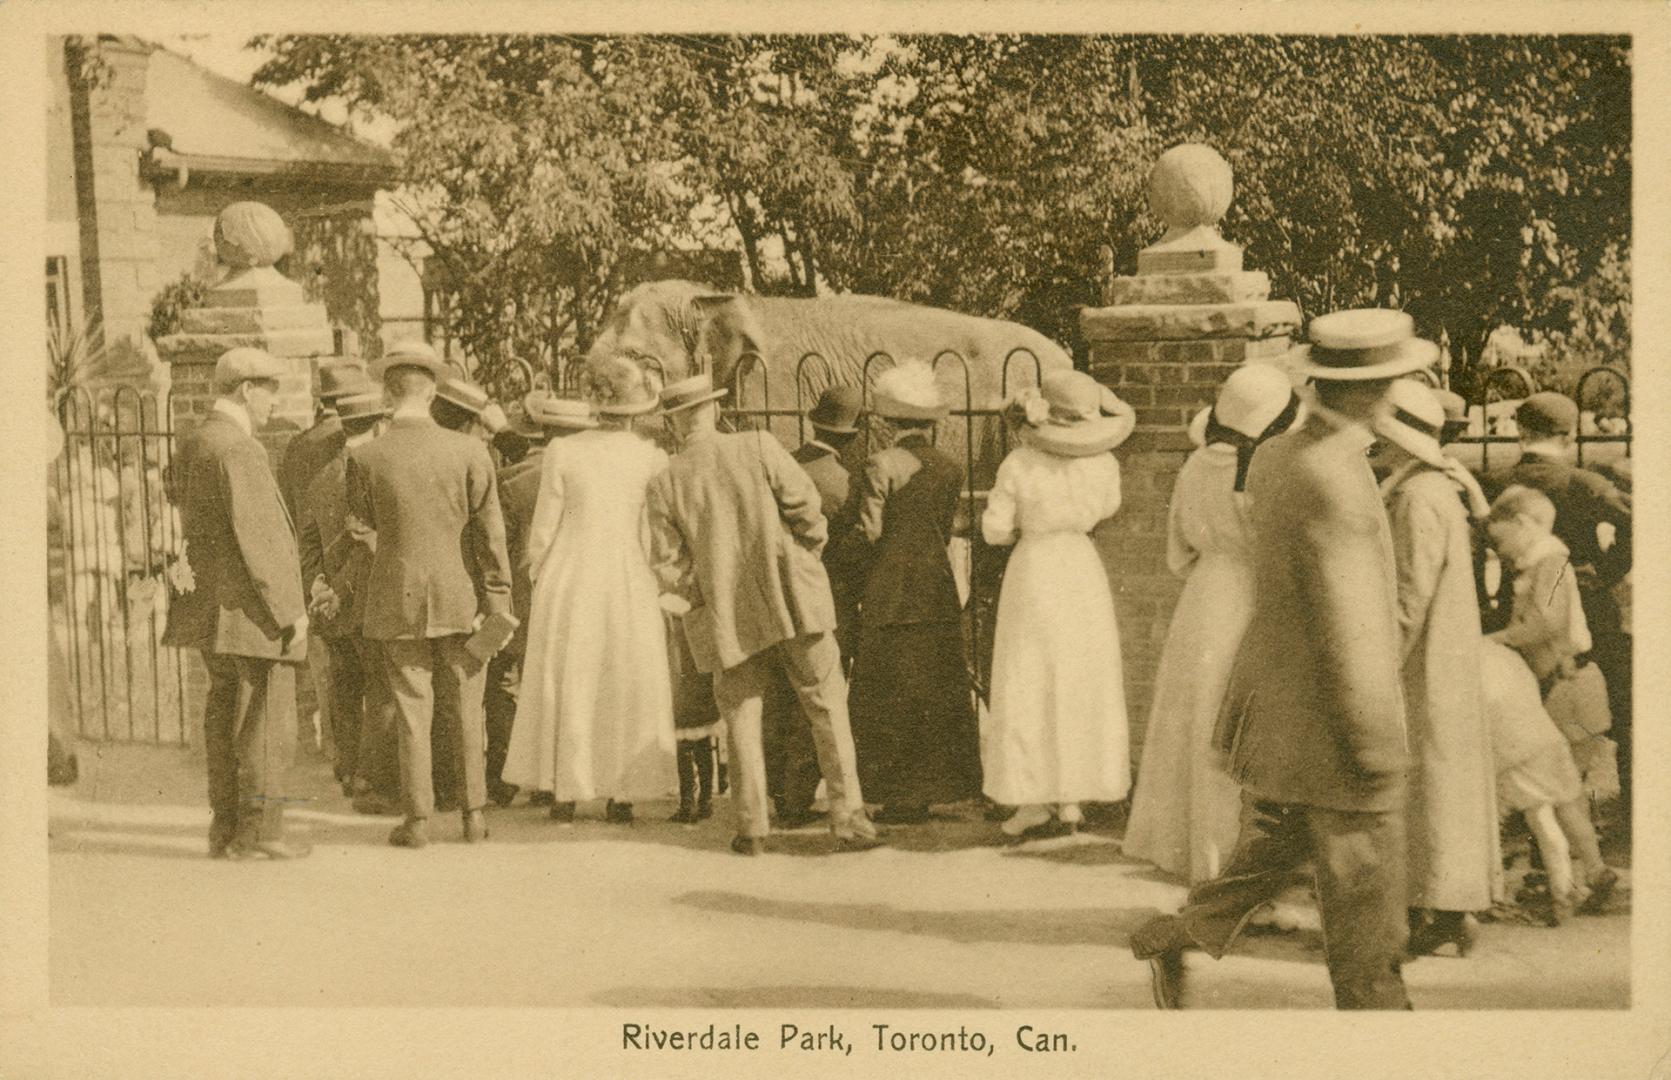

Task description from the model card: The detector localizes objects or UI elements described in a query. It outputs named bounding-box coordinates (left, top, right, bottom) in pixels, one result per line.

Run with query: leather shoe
left=548, top=801, right=576, bottom=823
left=1577, top=868, right=1619, bottom=915
left=225, top=837, right=312, bottom=860
left=488, top=781, right=519, bottom=808
left=730, top=835, right=766, bottom=856
left=1129, top=915, right=1190, bottom=1009
left=605, top=799, right=634, bottom=824
left=462, top=809, right=490, bottom=843
left=208, top=814, right=238, bottom=859
left=389, top=819, right=430, bottom=849
left=528, top=791, right=556, bottom=808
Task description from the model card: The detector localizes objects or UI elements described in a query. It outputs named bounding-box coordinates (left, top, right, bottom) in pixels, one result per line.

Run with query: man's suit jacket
left=278, top=413, right=344, bottom=521
left=298, top=449, right=372, bottom=639
left=1216, top=411, right=1409, bottom=813
left=793, top=441, right=867, bottom=611
left=856, top=435, right=963, bottom=627
left=346, top=413, right=512, bottom=641
left=496, top=445, right=545, bottom=657
left=648, top=428, right=834, bottom=674
left=162, top=410, right=306, bottom=661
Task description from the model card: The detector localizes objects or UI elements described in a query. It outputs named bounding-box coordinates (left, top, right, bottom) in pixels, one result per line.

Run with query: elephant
left=582, top=279, right=1075, bottom=491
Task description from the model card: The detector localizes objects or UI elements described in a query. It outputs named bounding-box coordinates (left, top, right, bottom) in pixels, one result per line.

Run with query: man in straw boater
left=347, top=340, right=513, bottom=848
left=646, top=371, right=883, bottom=855
left=1131, top=309, right=1437, bottom=1010
left=162, top=346, right=311, bottom=859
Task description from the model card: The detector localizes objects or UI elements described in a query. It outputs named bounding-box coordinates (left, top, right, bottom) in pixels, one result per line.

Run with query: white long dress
left=1121, top=445, right=1250, bottom=882
left=502, top=429, right=675, bottom=801
left=980, top=445, right=1129, bottom=804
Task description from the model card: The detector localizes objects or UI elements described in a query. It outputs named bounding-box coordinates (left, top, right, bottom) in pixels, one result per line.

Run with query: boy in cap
left=347, top=341, right=513, bottom=847
left=162, top=347, right=311, bottom=859
left=1498, top=390, right=1633, bottom=826
left=1132, top=309, right=1430, bottom=1010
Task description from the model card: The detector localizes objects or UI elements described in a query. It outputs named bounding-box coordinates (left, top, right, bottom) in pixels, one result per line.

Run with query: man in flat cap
left=347, top=340, right=514, bottom=847
left=1497, top=390, right=1633, bottom=825
left=163, top=346, right=311, bottom=859
left=1132, top=309, right=1432, bottom=1010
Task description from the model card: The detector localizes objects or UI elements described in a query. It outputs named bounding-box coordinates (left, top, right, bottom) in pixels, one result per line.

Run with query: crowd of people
left=155, top=305, right=1630, bottom=1010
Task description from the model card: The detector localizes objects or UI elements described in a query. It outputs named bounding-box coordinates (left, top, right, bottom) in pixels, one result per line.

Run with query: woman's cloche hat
left=1011, top=370, right=1135, bottom=458
left=872, top=361, right=948, bottom=422
left=1291, top=309, right=1439, bottom=381
left=585, top=355, right=664, bottom=416
left=657, top=371, right=730, bottom=415
left=1373, top=378, right=1449, bottom=468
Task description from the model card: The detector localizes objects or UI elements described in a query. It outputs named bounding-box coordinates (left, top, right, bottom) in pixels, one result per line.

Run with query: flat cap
left=213, top=347, right=286, bottom=389
left=1516, top=391, right=1579, bottom=436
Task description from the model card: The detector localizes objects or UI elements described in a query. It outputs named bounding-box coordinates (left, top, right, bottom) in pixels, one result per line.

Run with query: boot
left=670, top=741, right=698, bottom=823
left=692, top=738, right=715, bottom=821
left=389, top=817, right=430, bottom=848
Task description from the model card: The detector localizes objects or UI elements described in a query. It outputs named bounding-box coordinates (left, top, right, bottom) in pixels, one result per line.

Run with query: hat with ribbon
left=1200, top=363, right=1304, bottom=490
left=807, top=385, right=865, bottom=434
left=369, top=339, right=451, bottom=382
left=213, top=346, right=286, bottom=390
left=515, top=389, right=599, bottom=435
left=436, top=375, right=492, bottom=417
left=586, top=355, right=665, bottom=416
left=872, top=361, right=949, bottom=422
left=1291, top=309, right=1439, bottom=381
left=1010, top=370, right=1135, bottom=458
left=1373, top=378, right=1449, bottom=468
left=658, top=371, right=730, bottom=415
left=333, top=390, right=388, bottom=424
left=318, top=361, right=371, bottom=402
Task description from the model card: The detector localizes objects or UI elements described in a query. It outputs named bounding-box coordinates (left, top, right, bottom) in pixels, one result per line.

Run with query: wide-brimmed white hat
left=1291, top=309, right=1439, bottom=381
left=514, top=389, right=598, bottom=435
left=1373, top=378, right=1448, bottom=468
left=657, top=371, right=730, bottom=414
left=872, top=361, right=948, bottom=421
left=1013, top=371, right=1135, bottom=458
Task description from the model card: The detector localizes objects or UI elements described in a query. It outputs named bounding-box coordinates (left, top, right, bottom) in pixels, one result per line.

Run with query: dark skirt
left=849, top=620, right=982, bottom=807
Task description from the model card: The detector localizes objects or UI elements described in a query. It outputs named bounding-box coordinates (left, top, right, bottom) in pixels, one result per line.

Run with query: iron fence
left=50, top=386, right=189, bottom=743
left=1444, top=363, right=1632, bottom=472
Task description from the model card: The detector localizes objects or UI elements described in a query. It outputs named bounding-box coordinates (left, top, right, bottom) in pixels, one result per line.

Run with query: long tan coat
left=1215, top=412, right=1408, bottom=813
left=647, top=428, right=834, bottom=674
left=1385, top=465, right=1498, bottom=911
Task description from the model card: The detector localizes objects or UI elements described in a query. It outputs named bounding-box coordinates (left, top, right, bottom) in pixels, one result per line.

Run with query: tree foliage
left=253, top=33, right=1629, bottom=397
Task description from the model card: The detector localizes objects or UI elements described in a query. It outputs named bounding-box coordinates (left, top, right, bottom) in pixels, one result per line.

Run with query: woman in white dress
left=1123, top=365, right=1301, bottom=882
left=981, top=370, right=1136, bottom=839
left=502, top=357, right=675, bottom=822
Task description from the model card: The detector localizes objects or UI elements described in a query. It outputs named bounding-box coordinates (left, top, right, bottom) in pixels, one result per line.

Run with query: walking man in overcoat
left=646, top=373, right=882, bottom=855
left=1131, top=309, right=1432, bottom=1010
left=163, top=347, right=311, bottom=859
left=347, top=340, right=514, bottom=848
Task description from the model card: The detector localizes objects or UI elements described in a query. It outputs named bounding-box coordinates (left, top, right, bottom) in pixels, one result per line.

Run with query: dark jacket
left=856, top=434, right=963, bottom=627
left=162, top=409, right=306, bottom=661
left=793, top=440, right=868, bottom=614
left=496, top=445, right=545, bottom=657
left=347, top=412, right=512, bottom=641
left=278, top=413, right=344, bottom=521
left=1216, top=411, right=1409, bottom=813
left=298, top=449, right=373, bottom=639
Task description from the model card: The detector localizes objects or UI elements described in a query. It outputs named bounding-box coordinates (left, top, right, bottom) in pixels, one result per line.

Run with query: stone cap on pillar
left=1137, top=143, right=1243, bottom=275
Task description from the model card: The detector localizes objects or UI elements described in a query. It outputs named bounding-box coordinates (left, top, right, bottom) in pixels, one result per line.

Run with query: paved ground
left=49, top=742, right=1630, bottom=1010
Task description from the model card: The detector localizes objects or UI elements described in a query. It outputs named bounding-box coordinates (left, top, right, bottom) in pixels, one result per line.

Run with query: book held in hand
left=464, top=611, right=520, bottom=664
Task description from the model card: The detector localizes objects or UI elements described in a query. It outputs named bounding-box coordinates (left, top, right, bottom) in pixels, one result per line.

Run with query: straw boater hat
left=586, top=355, right=664, bottom=416
left=332, top=389, right=387, bottom=424
left=437, top=375, right=492, bottom=416
left=514, top=389, right=599, bottom=436
left=369, top=339, right=451, bottom=381
left=1013, top=370, right=1135, bottom=458
left=317, top=361, right=371, bottom=402
left=657, top=371, right=730, bottom=415
left=1373, top=379, right=1449, bottom=469
left=807, top=385, right=865, bottom=434
left=872, top=361, right=948, bottom=422
left=1291, top=309, right=1439, bottom=381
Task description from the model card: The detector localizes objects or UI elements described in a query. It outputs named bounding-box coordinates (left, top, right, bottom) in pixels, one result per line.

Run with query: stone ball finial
left=1149, top=144, right=1234, bottom=231
left=214, top=201, right=294, bottom=270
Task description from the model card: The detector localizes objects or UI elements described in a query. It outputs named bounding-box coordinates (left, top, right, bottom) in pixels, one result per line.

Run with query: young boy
left=1485, top=485, right=1619, bottom=919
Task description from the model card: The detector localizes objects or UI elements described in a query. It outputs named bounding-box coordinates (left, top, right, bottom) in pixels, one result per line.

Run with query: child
left=1485, top=485, right=1620, bottom=921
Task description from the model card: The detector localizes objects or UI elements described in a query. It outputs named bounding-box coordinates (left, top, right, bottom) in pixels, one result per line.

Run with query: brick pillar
left=155, top=202, right=338, bottom=745
left=1079, top=145, right=1301, bottom=765
left=68, top=37, right=162, bottom=382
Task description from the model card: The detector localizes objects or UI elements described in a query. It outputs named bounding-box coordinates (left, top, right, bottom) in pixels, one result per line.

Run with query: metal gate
left=719, top=348, right=1044, bottom=698
left=50, top=386, right=189, bottom=743
left=1445, top=363, right=1632, bottom=471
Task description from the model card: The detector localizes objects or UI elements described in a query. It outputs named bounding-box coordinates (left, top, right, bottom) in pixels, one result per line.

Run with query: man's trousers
left=202, top=651, right=298, bottom=840
left=379, top=635, right=487, bottom=820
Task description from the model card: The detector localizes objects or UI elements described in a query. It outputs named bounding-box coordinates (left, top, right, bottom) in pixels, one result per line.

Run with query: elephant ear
left=689, top=294, right=767, bottom=397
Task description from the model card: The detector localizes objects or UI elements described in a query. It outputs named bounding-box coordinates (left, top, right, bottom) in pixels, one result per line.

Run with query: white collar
left=211, top=398, right=253, bottom=437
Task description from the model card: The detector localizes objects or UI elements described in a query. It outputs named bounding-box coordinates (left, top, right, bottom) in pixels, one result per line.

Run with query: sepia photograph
left=4, top=4, right=1667, bottom=1078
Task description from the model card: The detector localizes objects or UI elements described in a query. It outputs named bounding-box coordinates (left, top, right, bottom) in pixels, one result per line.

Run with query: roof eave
left=143, top=149, right=399, bottom=189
